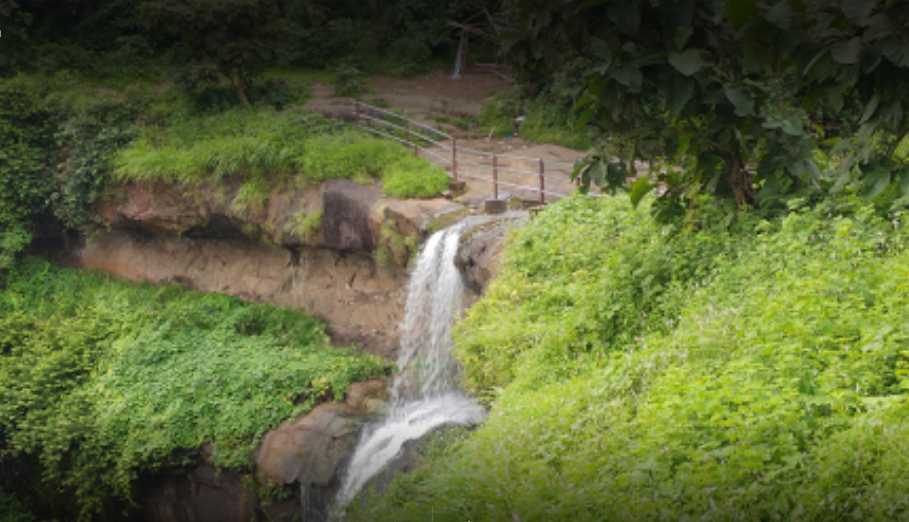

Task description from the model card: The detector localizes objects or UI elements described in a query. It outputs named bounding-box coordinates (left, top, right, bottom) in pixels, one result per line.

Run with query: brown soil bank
left=73, top=179, right=468, bottom=358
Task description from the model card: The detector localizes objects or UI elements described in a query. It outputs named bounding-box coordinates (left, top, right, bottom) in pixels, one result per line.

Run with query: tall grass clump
left=0, top=260, right=388, bottom=519
left=114, top=109, right=449, bottom=199
left=347, top=196, right=909, bottom=522
left=478, top=93, right=594, bottom=150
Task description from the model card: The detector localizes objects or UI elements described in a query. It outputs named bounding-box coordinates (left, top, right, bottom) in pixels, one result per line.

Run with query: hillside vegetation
left=0, top=260, right=388, bottom=519
left=0, top=70, right=449, bottom=271
left=114, top=107, right=450, bottom=199
left=348, top=195, right=909, bottom=521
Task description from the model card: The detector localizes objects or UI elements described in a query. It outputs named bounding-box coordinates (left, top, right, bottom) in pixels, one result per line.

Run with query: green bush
left=0, top=491, right=37, bottom=522
left=116, top=115, right=449, bottom=199
left=347, top=196, right=909, bottom=521
left=0, top=259, right=388, bottom=519
left=333, top=64, right=367, bottom=97
left=381, top=156, right=449, bottom=199
left=0, top=76, right=56, bottom=269
left=478, top=93, right=593, bottom=150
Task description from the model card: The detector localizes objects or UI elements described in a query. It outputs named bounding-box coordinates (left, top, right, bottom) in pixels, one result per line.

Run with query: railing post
left=538, top=158, right=545, bottom=204
left=493, top=154, right=499, bottom=200
left=451, top=138, right=458, bottom=181
left=407, top=120, right=418, bottom=156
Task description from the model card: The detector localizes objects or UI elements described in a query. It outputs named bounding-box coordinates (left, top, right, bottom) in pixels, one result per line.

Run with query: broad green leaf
left=803, top=49, right=828, bottom=76
left=611, top=66, right=643, bottom=91
left=668, top=49, right=707, bottom=76
left=669, top=76, right=696, bottom=116
left=899, top=170, right=909, bottom=196
left=725, top=87, right=755, bottom=117
left=780, top=118, right=804, bottom=137
left=628, top=177, right=653, bottom=206
left=863, top=166, right=891, bottom=198
left=590, top=37, right=613, bottom=68
left=859, top=94, right=879, bottom=124
left=882, top=37, right=909, bottom=67
left=831, top=37, right=862, bottom=65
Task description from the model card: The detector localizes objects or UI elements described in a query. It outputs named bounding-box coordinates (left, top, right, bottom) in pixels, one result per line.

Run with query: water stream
left=335, top=223, right=486, bottom=506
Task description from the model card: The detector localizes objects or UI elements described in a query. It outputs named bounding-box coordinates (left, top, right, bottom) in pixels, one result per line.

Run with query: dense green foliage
left=0, top=71, right=168, bottom=267
left=0, top=64, right=449, bottom=270
left=4, top=0, right=494, bottom=90
left=115, top=109, right=449, bottom=199
left=348, top=194, right=909, bottom=521
left=501, top=0, right=909, bottom=215
left=0, top=260, right=387, bottom=519
left=478, top=93, right=594, bottom=150
left=0, top=491, right=37, bottom=522
left=0, top=77, right=55, bottom=269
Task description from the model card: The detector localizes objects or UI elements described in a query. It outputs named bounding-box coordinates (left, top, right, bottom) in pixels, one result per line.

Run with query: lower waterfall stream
left=334, top=223, right=486, bottom=507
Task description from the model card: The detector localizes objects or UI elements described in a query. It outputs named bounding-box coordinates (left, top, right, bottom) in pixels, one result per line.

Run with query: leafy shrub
left=115, top=114, right=449, bottom=199
left=477, top=92, right=520, bottom=138
left=478, top=92, right=592, bottom=149
left=51, top=104, right=137, bottom=231
left=0, top=76, right=55, bottom=269
left=174, top=62, right=242, bottom=112
left=290, top=210, right=323, bottom=242
left=0, top=491, right=36, bottom=522
left=296, top=130, right=401, bottom=182
left=519, top=98, right=593, bottom=150
left=347, top=196, right=909, bottom=521
left=333, top=64, right=366, bottom=97
left=381, top=156, right=449, bottom=199
left=385, top=38, right=433, bottom=76
left=0, top=260, right=388, bottom=519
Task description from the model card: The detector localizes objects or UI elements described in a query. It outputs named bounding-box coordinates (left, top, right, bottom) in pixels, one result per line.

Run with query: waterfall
left=335, top=224, right=485, bottom=506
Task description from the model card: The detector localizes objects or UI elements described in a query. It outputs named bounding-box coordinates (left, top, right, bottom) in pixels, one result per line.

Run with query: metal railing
left=351, top=101, right=575, bottom=204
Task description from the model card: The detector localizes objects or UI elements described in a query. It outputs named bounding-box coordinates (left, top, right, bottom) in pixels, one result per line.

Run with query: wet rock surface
left=455, top=213, right=528, bottom=295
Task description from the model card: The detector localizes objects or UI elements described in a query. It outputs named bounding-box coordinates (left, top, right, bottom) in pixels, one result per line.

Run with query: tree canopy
left=501, top=0, right=909, bottom=217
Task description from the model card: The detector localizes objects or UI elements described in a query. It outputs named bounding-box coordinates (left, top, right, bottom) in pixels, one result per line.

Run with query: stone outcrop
left=77, top=231, right=405, bottom=357
left=455, top=213, right=528, bottom=296
left=79, top=180, right=474, bottom=356
left=140, top=380, right=388, bottom=522
left=321, top=180, right=381, bottom=251
left=256, top=380, right=387, bottom=486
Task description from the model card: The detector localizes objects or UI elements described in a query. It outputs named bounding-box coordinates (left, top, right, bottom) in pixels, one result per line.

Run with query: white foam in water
left=335, top=224, right=485, bottom=506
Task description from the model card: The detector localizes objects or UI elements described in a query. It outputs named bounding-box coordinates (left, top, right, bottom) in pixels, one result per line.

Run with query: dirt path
left=305, top=68, right=586, bottom=204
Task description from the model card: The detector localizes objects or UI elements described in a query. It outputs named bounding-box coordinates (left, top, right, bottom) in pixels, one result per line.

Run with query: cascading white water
left=335, top=224, right=486, bottom=506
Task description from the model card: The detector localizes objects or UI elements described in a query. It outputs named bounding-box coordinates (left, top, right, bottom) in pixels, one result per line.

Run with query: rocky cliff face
left=455, top=213, right=528, bottom=300
left=77, top=179, right=467, bottom=357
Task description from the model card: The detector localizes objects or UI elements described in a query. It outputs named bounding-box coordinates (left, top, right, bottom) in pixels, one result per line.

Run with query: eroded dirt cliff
left=74, top=179, right=467, bottom=357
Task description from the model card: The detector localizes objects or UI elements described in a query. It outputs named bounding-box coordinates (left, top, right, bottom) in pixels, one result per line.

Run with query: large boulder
left=320, top=180, right=382, bottom=251
left=255, top=379, right=388, bottom=522
left=140, top=464, right=259, bottom=522
left=455, top=213, right=528, bottom=295
left=256, top=379, right=388, bottom=487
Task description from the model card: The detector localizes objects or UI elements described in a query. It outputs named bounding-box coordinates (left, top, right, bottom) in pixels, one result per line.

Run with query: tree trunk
left=726, top=154, right=754, bottom=207
left=230, top=67, right=251, bottom=107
